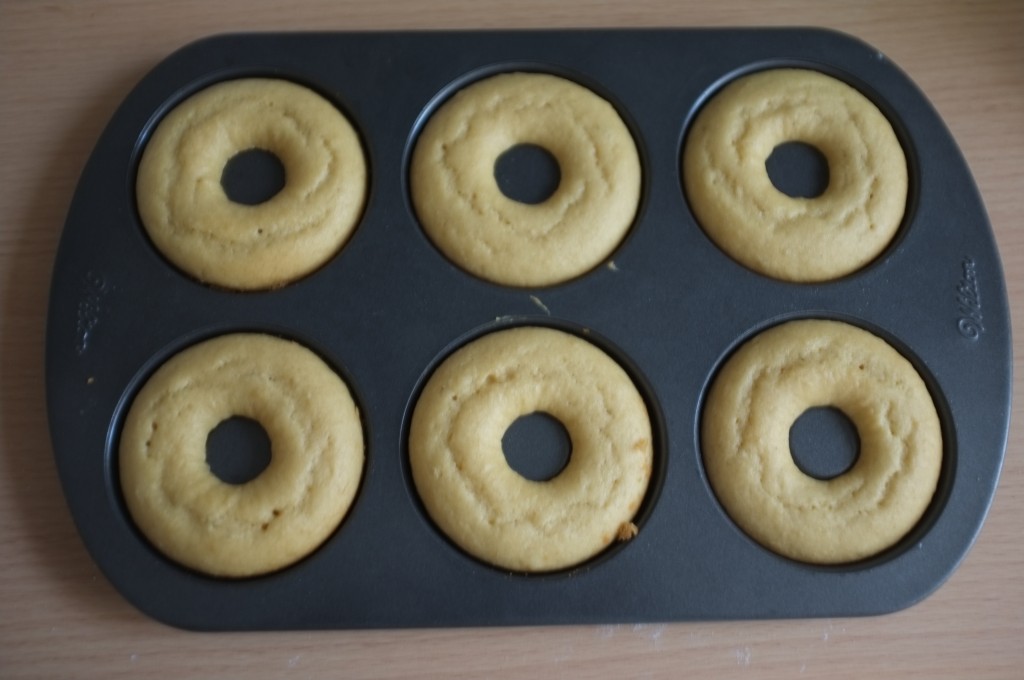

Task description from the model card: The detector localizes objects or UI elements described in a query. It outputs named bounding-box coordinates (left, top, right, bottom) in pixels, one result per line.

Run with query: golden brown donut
left=136, top=78, right=367, bottom=290
left=408, top=326, right=653, bottom=571
left=683, top=69, right=907, bottom=282
left=410, top=72, right=641, bottom=287
left=119, top=333, right=364, bottom=577
left=701, top=319, right=942, bottom=564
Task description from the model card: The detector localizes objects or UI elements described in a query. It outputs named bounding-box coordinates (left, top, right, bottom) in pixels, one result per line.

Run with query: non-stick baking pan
left=45, top=28, right=1011, bottom=630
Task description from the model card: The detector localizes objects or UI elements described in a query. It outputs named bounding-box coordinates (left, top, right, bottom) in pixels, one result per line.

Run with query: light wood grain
left=2, top=1, right=1022, bottom=678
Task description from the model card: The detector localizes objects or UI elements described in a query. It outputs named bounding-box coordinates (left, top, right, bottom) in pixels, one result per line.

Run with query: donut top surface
left=408, top=326, right=653, bottom=572
left=410, top=72, right=642, bottom=287
left=683, top=68, right=908, bottom=282
left=701, top=319, right=943, bottom=564
left=118, top=333, right=365, bottom=577
left=136, top=78, right=368, bottom=290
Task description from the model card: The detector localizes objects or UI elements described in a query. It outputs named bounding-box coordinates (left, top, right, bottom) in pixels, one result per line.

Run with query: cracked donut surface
left=409, top=326, right=653, bottom=572
left=701, top=319, right=942, bottom=564
left=136, top=78, right=366, bottom=290
left=410, top=72, right=641, bottom=287
left=683, top=69, right=907, bottom=282
left=119, top=333, right=364, bottom=577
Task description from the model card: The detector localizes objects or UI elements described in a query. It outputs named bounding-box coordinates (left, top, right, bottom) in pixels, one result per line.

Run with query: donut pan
left=46, top=28, right=1011, bottom=630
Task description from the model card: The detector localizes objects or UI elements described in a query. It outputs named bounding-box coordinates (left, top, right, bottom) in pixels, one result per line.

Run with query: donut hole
left=788, top=406, right=861, bottom=480
left=206, top=416, right=272, bottom=485
left=493, top=143, right=562, bottom=205
left=501, top=411, right=572, bottom=481
left=220, top=148, right=287, bottom=206
left=765, top=141, right=830, bottom=199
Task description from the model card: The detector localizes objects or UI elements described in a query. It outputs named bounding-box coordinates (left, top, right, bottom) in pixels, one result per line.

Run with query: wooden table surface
left=2, top=1, right=1021, bottom=678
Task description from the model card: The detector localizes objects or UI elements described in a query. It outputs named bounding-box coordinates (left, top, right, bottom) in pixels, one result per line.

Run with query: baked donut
left=136, top=78, right=367, bottom=290
left=119, top=333, right=364, bottom=577
left=409, top=326, right=653, bottom=571
left=683, top=68, right=907, bottom=282
left=701, top=319, right=942, bottom=564
left=410, top=72, right=641, bottom=287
